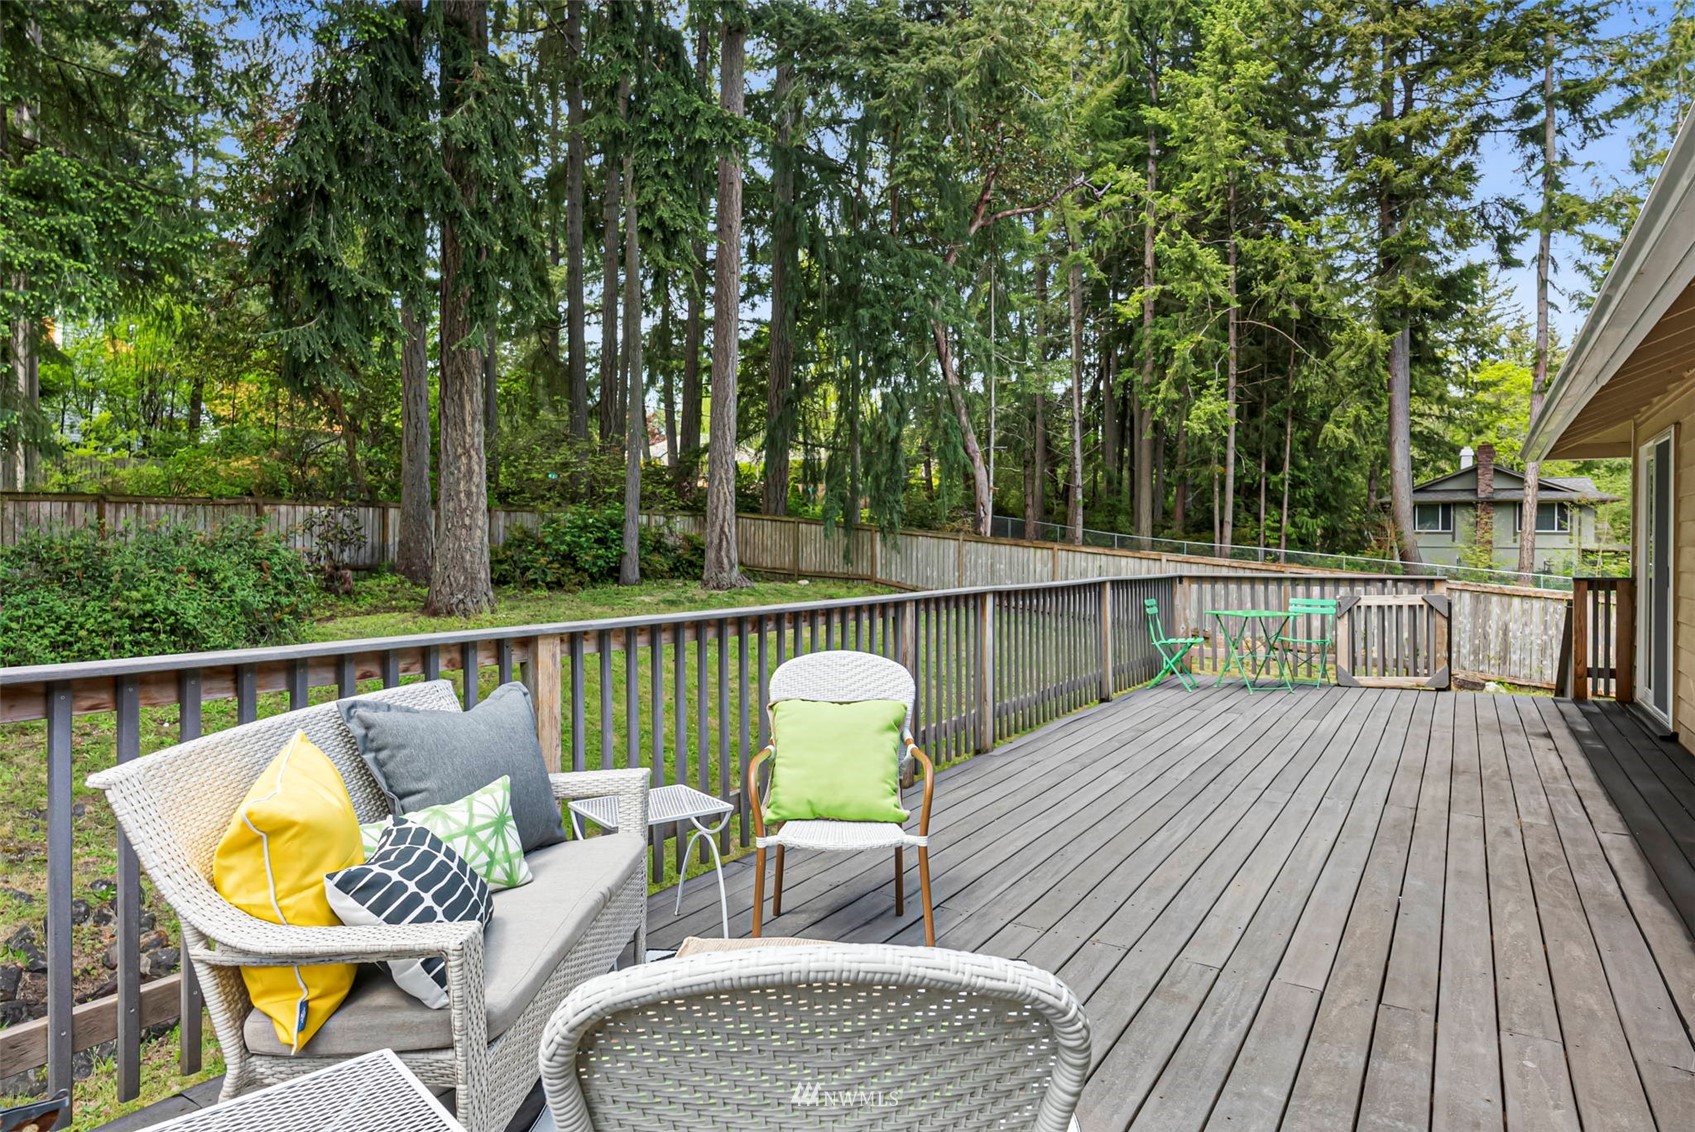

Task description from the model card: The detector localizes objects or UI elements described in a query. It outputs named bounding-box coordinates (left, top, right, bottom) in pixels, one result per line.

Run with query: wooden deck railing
left=0, top=564, right=1637, bottom=1116
left=0, top=573, right=1176, bottom=1116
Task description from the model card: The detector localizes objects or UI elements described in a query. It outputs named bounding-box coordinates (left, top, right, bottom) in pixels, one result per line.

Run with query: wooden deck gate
left=1335, top=593, right=1450, bottom=689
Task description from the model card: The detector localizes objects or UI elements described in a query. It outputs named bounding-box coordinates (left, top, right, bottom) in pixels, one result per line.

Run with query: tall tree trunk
left=325, top=390, right=371, bottom=500
left=703, top=12, right=747, bottom=589
left=620, top=148, right=643, bottom=586
left=1222, top=180, right=1238, bottom=550
left=596, top=74, right=629, bottom=443
left=763, top=59, right=797, bottom=515
left=1387, top=325, right=1420, bottom=564
left=1172, top=416, right=1188, bottom=533
left=564, top=0, right=589, bottom=439
left=1257, top=387, right=1268, bottom=553
left=1519, top=34, right=1556, bottom=581
left=1067, top=232, right=1084, bottom=544
left=1134, top=68, right=1159, bottom=539
left=427, top=0, right=495, bottom=616
left=1028, top=393, right=1046, bottom=535
left=661, top=291, right=677, bottom=467
left=1102, top=335, right=1120, bottom=511
left=1280, top=367, right=1293, bottom=553
left=680, top=19, right=710, bottom=481
left=397, top=301, right=434, bottom=583
left=931, top=317, right=994, bottom=535
left=484, top=329, right=499, bottom=493
left=3, top=14, right=39, bottom=490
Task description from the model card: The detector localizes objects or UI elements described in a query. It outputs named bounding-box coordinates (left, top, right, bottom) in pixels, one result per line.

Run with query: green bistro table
left=1205, top=609, right=1295, bottom=692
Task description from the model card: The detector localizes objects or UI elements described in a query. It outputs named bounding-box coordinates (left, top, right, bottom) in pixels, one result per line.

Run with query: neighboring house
left=1409, top=442, right=1618, bottom=572
left=1526, top=109, right=1695, bottom=743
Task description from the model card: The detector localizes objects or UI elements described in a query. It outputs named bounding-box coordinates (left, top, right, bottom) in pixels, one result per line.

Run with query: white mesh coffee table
left=140, top=1049, right=465, bottom=1130
left=569, top=784, right=735, bottom=939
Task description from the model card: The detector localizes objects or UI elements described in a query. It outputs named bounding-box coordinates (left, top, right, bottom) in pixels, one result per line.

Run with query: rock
left=70, top=899, right=91, bottom=925
left=5, top=927, right=46, bottom=973
left=103, top=945, right=118, bottom=970
left=91, top=903, right=116, bottom=926
left=138, top=930, right=167, bottom=951
left=0, top=965, right=19, bottom=1001
left=138, top=910, right=156, bottom=932
left=89, top=879, right=115, bottom=895
left=0, top=887, right=34, bottom=906
left=77, top=977, right=118, bottom=1004
left=0, top=1000, right=32, bottom=1026
left=144, top=948, right=180, bottom=977
left=71, top=802, right=86, bottom=818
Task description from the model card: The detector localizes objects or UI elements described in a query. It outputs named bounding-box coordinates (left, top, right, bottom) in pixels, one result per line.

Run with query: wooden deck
left=649, top=684, right=1695, bottom=1131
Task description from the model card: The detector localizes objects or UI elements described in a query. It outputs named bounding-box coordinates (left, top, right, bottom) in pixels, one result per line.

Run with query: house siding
left=1413, top=499, right=1591, bottom=571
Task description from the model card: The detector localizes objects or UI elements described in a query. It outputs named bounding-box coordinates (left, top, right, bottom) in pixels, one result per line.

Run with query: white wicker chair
left=85, top=680, right=649, bottom=1132
left=537, top=943, right=1091, bottom=1132
left=749, top=650, right=935, bottom=945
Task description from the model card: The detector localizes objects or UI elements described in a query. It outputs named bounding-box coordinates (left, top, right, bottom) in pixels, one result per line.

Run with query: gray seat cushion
left=243, top=833, right=643, bottom=1057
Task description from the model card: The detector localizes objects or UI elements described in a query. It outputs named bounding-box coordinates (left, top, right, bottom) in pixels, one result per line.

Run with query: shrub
left=0, top=521, right=316, bottom=666
left=491, top=508, right=705, bottom=590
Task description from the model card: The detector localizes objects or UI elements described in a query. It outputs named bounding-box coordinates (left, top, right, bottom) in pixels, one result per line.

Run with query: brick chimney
left=1474, top=442, right=1495, bottom=553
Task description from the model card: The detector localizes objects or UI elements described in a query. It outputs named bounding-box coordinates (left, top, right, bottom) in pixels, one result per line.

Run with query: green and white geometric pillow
left=360, top=775, right=532, bottom=891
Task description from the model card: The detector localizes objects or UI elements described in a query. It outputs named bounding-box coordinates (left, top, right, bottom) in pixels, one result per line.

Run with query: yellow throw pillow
left=214, top=730, right=364, bottom=1053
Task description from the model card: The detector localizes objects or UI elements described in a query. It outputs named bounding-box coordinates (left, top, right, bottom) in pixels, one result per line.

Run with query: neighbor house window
left=1515, top=501, right=1570, bottom=534
left=1413, top=503, right=1453, bottom=533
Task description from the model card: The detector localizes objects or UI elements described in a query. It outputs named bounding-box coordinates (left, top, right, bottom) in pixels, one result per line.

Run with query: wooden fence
left=3, top=494, right=1603, bottom=689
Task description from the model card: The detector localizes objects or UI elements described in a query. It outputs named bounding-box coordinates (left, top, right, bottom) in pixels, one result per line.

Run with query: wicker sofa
left=87, top=680, right=649, bottom=1132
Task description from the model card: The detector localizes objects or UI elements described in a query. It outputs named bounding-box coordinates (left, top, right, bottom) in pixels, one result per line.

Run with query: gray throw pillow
left=338, top=681, right=566, bottom=851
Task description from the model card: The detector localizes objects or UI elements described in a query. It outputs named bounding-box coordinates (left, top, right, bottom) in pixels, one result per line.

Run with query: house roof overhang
left=1526, top=110, right=1695, bottom=461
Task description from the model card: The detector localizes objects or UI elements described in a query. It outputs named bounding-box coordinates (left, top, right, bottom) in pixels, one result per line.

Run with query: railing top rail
left=0, top=569, right=1432, bottom=687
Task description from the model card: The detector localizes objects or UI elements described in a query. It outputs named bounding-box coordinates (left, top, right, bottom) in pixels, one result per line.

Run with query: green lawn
left=1, top=572, right=890, bottom=1126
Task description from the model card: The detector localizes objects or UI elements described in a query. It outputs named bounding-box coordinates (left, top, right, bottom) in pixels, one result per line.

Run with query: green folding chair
left=1145, top=597, right=1205, bottom=690
left=1276, top=597, right=1339, bottom=688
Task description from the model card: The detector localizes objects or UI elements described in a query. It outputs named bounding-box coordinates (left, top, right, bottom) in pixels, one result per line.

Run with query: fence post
left=792, top=520, right=803, bottom=577
left=1571, top=578, right=1590, bottom=702
left=1099, top=581, right=1114, bottom=701
left=1616, top=577, right=1636, bottom=703
left=977, top=591, right=995, bottom=752
left=528, top=634, right=564, bottom=771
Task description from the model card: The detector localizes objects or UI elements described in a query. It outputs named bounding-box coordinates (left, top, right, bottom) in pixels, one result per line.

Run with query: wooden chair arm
left=907, top=742, right=935, bottom=836
left=747, top=745, right=774, bottom=838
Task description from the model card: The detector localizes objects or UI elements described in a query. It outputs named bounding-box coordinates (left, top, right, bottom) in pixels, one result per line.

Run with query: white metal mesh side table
left=569, top=783, right=735, bottom=939
left=138, top=1049, right=466, bottom=1131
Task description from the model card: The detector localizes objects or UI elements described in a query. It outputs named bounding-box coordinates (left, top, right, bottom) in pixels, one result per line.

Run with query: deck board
left=646, top=686, right=1695, bottom=1131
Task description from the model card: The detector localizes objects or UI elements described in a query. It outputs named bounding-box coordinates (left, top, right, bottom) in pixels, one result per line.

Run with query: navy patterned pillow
left=324, top=821, right=492, bottom=1008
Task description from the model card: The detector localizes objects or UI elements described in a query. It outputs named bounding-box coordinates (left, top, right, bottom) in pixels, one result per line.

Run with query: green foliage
left=490, top=509, right=704, bottom=591
left=0, top=522, right=315, bottom=666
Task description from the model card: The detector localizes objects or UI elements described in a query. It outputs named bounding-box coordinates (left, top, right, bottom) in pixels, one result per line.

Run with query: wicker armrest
left=192, top=916, right=485, bottom=968
left=549, top=768, right=649, bottom=836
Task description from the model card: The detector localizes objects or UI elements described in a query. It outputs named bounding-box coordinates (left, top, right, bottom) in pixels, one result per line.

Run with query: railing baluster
left=115, top=676, right=142, bottom=1102
left=46, top=683, right=75, bottom=1113
left=717, top=620, right=731, bottom=856
left=279, top=656, right=305, bottom=709
left=462, top=642, right=480, bottom=708
left=423, top=644, right=441, bottom=682
left=568, top=635, right=586, bottom=772
left=236, top=664, right=258, bottom=723
left=337, top=654, right=357, bottom=698
left=177, top=669, right=204, bottom=1073
left=650, top=627, right=665, bottom=878
left=498, top=639, right=514, bottom=685
left=381, top=650, right=400, bottom=688
left=624, top=630, right=640, bottom=770
left=738, top=619, right=752, bottom=847
left=599, top=630, right=614, bottom=770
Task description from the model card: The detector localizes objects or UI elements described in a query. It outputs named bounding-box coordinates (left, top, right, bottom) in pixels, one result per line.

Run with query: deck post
left=528, top=634, right=564, bottom=771
left=1099, top=581, right=1114, bottom=701
left=977, top=591, right=995, bottom=753
left=1571, top=578, right=1590, bottom=702
left=1616, top=578, right=1635, bottom=703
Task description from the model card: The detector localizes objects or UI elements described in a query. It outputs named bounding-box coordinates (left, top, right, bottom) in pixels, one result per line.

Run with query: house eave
left=1526, top=109, right=1695, bottom=460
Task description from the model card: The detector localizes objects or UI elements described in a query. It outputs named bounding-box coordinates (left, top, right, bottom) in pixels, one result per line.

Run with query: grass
left=1, top=571, right=890, bottom=1123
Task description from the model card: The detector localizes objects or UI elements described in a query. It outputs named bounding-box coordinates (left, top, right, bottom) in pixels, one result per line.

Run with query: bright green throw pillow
left=360, top=775, right=532, bottom=891
left=763, top=699, right=910, bottom=824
